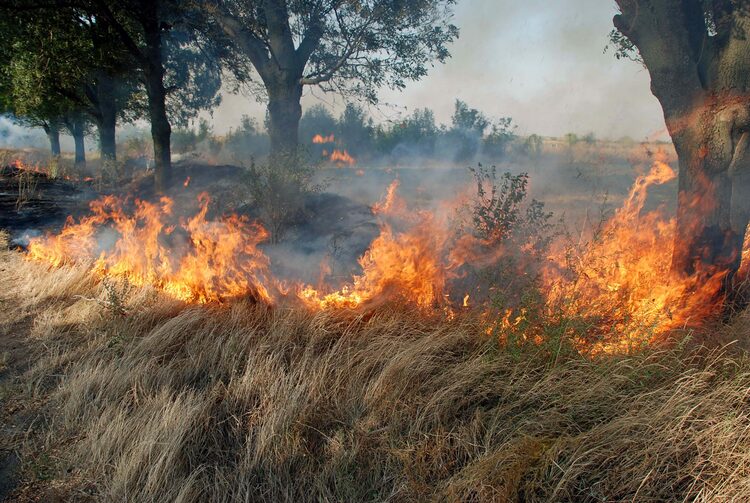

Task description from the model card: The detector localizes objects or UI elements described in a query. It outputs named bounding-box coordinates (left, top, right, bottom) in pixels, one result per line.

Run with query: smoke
left=0, top=117, right=47, bottom=149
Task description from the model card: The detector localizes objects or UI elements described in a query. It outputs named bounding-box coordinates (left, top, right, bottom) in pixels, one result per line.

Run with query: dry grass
left=2, top=248, right=750, bottom=502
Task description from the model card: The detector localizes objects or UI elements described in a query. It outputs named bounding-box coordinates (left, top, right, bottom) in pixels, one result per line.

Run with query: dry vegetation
left=1, top=243, right=750, bottom=502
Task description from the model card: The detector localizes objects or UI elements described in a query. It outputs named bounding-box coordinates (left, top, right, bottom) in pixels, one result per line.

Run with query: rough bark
left=614, top=0, right=750, bottom=288
left=267, top=81, right=303, bottom=162
left=96, top=77, right=118, bottom=163
left=211, top=0, right=313, bottom=163
left=44, top=124, right=61, bottom=158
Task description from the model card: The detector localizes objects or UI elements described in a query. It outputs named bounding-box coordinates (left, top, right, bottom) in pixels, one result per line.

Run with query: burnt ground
left=0, top=161, right=381, bottom=285
left=0, top=165, right=97, bottom=243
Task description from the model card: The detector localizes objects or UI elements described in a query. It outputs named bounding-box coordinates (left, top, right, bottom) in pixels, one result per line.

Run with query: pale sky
left=1, top=0, right=668, bottom=148
left=209, top=0, right=667, bottom=140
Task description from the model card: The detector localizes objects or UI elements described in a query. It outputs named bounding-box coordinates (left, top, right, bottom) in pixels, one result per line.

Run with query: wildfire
left=183, top=176, right=191, bottom=188
left=330, top=149, right=356, bottom=166
left=542, top=153, right=727, bottom=352
left=298, top=181, right=452, bottom=309
left=312, top=134, right=335, bottom=144
left=27, top=193, right=275, bottom=304
left=21, top=151, right=741, bottom=354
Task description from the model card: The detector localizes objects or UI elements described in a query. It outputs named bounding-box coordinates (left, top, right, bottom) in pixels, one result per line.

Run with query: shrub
left=242, top=152, right=323, bottom=243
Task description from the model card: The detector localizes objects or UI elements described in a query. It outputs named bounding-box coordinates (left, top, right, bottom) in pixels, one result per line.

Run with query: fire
left=542, top=153, right=727, bottom=352
left=27, top=193, right=275, bottom=304
left=372, top=180, right=405, bottom=215
left=329, top=149, right=356, bottom=166
left=312, top=134, right=335, bottom=144
left=298, top=181, right=456, bottom=309
left=183, top=176, right=191, bottom=187
left=21, top=151, right=741, bottom=354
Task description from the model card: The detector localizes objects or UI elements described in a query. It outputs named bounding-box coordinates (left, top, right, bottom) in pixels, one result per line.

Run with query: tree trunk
left=612, top=3, right=750, bottom=300
left=71, top=118, right=86, bottom=171
left=44, top=124, right=61, bottom=158
left=267, top=82, right=303, bottom=164
left=97, top=77, right=118, bottom=163
left=665, top=99, right=750, bottom=289
left=671, top=134, right=739, bottom=277
left=143, top=12, right=171, bottom=192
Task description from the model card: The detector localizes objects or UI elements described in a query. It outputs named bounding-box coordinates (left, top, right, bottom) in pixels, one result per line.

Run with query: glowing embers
left=27, top=193, right=274, bottom=303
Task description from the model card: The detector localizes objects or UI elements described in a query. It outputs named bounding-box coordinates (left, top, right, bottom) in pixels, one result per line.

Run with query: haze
left=209, top=0, right=665, bottom=140
left=1, top=0, right=667, bottom=147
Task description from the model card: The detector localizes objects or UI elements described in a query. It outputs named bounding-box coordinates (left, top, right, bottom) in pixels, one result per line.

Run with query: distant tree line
left=171, top=99, right=531, bottom=164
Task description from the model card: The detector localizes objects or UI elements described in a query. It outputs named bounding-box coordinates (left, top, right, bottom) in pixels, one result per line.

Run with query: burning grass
left=21, top=152, right=737, bottom=353
left=2, top=248, right=750, bottom=501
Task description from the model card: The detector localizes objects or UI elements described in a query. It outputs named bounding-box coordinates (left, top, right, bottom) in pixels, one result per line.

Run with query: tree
left=82, top=0, right=226, bottom=190
left=205, top=0, right=459, bottom=161
left=612, top=1, right=750, bottom=286
left=449, top=99, right=488, bottom=162
left=0, top=0, right=227, bottom=190
left=0, top=13, right=69, bottom=158
left=2, top=7, right=137, bottom=167
left=337, top=103, right=374, bottom=155
left=299, top=104, right=337, bottom=145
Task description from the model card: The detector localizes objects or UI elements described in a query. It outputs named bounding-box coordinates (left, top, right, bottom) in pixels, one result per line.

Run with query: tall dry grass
left=2, top=247, right=750, bottom=502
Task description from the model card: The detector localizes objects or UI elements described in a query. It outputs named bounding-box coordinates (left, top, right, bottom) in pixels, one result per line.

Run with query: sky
left=1, top=0, right=669, bottom=149
left=206, top=0, right=667, bottom=140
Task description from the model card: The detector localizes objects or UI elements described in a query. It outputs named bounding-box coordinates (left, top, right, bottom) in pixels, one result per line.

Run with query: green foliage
left=451, top=99, right=489, bottom=135
left=458, top=164, right=559, bottom=312
left=606, top=28, right=642, bottom=64
left=520, top=134, right=544, bottom=158
left=242, top=153, right=322, bottom=243
left=482, top=117, right=517, bottom=159
left=212, top=0, right=459, bottom=103
left=223, top=116, right=269, bottom=161
left=336, top=103, right=374, bottom=156
left=172, top=118, right=214, bottom=154
left=376, top=108, right=440, bottom=156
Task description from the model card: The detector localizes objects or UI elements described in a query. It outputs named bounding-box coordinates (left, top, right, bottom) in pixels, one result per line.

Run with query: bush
left=455, top=164, right=559, bottom=310
left=242, top=152, right=322, bottom=243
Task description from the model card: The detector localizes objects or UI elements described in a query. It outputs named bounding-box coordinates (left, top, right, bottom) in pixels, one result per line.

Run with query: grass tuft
left=2, top=249, right=750, bottom=502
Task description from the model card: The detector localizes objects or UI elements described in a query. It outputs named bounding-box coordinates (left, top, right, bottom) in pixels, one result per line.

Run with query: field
left=3, top=140, right=750, bottom=502
left=2, top=239, right=750, bottom=502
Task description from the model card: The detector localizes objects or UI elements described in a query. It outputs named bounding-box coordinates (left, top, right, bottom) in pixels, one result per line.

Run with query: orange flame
left=298, top=182, right=457, bottom=309
left=27, top=194, right=275, bottom=304
left=312, top=134, right=335, bottom=144
left=183, top=176, right=191, bottom=188
left=542, top=152, right=727, bottom=353
left=330, top=149, right=356, bottom=166
left=22, top=151, right=742, bottom=354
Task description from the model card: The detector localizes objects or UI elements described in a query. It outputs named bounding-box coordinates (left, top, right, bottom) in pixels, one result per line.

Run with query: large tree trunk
left=142, top=11, right=171, bottom=192
left=267, top=81, right=303, bottom=163
left=44, top=124, right=61, bottom=158
left=613, top=3, right=750, bottom=297
left=71, top=118, right=86, bottom=171
left=670, top=120, right=743, bottom=280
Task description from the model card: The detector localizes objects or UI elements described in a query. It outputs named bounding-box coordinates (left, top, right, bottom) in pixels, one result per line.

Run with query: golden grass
left=2, top=248, right=750, bottom=502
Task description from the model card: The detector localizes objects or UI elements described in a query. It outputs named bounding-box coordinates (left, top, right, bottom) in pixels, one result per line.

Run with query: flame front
left=298, top=181, right=451, bottom=309
left=542, top=153, right=727, bottom=352
left=313, top=134, right=335, bottom=144
left=27, top=193, right=274, bottom=304
left=21, top=154, right=744, bottom=353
